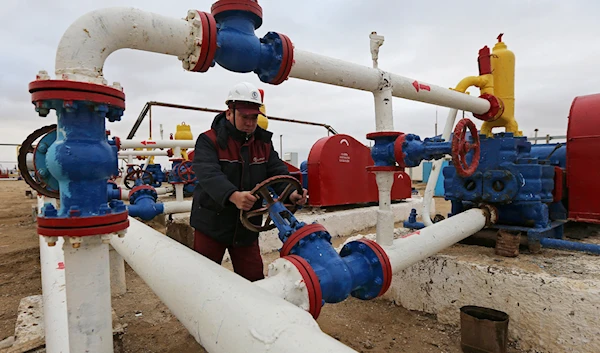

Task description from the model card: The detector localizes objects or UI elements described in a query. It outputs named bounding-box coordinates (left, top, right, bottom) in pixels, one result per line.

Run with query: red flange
left=270, top=33, right=294, bottom=85
left=366, top=131, right=402, bottom=140
left=280, top=223, right=327, bottom=257
left=283, top=255, right=323, bottom=319
left=211, top=0, right=263, bottom=28
left=29, top=80, right=126, bottom=110
left=191, top=11, right=218, bottom=73
left=472, top=93, right=504, bottom=122
left=393, top=134, right=407, bottom=168
left=37, top=211, right=129, bottom=237
left=355, top=239, right=393, bottom=297
left=128, top=185, right=156, bottom=199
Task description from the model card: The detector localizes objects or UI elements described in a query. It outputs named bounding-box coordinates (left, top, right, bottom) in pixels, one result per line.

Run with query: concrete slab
left=6, top=295, right=126, bottom=353
left=384, top=241, right=600, bottom=353
left=168, top=197, right=432, bottom=254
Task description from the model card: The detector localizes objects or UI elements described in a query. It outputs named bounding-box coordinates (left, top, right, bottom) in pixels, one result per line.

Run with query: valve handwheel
left=18, top=124, right=60, bottom=198
left=451, top=118, right=481, bottom=178
left=240, top=175, right=303, bottom=232
left=177, top=161, right=197, bottom=184
left=124, top=166, right=154, bottom=189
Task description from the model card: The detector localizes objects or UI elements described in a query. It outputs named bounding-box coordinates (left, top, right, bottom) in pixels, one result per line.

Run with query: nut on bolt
left=43, top=236, right=58, bottom=247
left=117, top=229, right=127, bottom=238
left=69, top=237, right=83, bottom=248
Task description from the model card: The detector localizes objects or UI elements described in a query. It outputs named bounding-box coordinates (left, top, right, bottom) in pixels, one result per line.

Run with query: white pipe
left=118, top=150, right=169, bottom=157
left=162, top=200, right=192, bottom=214
left=290, top=49, right=491, bottom=114
left=118, top=139, right=196, bottom=149
left=155, top=185, right=174, bottom=195
left=55, top=7, right=194, bottom=83
left=62, top=236, right=113, bottom=352
left=384, top=208, right=491, bottom=274
left=422, top=108, right=459, bottom=226
left=38, top=197, right=70, bottom=353
left=26, top=154, right=34, bottom=171
left=174, top=183, right=184, bottom=203
left=254, top=258, right=311, bottom=312
left=374, top=173, right=394, bottom=246
left=111, top=218, right=358, bottom=353
left=109, top=245, right=127, bottom=296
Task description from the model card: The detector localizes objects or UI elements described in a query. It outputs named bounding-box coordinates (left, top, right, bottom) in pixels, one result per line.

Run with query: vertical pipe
left=280, top=134, right=283, bottom=157
left=62, top=236, right=113, bottom=352
left=373, top=71, right=395, bottom=246
left=175, top=183, right=184, bottom=202
left=422, top=108, right=459, bottom=226
left=38, top=197, right=70, bottom=353
left=109, top=245, right=127, bottom=296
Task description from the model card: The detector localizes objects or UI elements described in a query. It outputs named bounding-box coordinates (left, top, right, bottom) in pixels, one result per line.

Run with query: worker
left=190, top=81, right=308, bottom=282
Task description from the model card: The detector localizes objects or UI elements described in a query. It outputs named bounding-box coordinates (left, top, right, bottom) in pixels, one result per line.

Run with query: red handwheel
left=451, top=118, right=481, bottom=178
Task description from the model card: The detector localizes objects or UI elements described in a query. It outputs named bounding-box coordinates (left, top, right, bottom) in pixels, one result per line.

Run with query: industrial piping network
left=25, top=1, right=527, bottom=352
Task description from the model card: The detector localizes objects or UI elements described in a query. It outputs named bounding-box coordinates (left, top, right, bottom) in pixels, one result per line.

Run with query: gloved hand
left=289, top=188, right=308, bottom=206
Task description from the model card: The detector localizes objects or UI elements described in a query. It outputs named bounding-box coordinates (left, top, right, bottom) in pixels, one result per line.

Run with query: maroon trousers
left=193, top=230, right=265, bottom=282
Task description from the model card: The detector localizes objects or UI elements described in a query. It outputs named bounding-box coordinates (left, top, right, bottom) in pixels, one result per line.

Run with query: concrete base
left=385, top=243, right=600, bottom=353
left=2, top=295, right=126, bottom=353
left=168, top=197, right=432, bottom=255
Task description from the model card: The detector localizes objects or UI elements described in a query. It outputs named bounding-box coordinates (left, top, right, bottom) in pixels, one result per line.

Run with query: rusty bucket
left=460, top=306, right=509, bottom=353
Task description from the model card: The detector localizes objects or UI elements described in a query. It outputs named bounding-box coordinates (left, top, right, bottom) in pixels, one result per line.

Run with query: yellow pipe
left=481, top=34, right=521, bottom=137
left=453, top=74, right=494, bottom=94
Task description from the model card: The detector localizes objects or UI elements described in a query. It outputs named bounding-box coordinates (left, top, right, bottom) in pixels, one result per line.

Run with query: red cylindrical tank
left=567, top=93, right=600, bottom=224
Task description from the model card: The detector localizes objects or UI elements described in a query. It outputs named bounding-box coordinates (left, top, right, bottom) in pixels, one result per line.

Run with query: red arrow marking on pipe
left=412, top=80, right=431, bottom=92
left=140, top=141, right=156, bottom=146
left=57, top=262, right=65, bottom=270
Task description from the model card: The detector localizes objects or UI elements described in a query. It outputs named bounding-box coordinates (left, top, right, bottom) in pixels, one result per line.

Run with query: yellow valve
left=174, top=122, right=194, bottom=160
left=174, top=122, right=193, bottom=140
left=258, top=104, right=269, bottom=130
left=481, top=34, right=522, bottom=137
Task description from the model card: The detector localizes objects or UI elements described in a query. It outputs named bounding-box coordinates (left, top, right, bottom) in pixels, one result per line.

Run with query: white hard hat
left=225, top=82, right=263, bottom=106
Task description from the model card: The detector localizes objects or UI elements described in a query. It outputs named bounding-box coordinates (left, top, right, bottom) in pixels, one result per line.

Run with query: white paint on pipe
left=422, top=109, right=458, bottom=226
left=162, top=200, right=192, bottom=214
left=38, top=198, right=70, bottom=353
left=111, top=218, right=358, bottom=353
left=383, top=208, right=489, bottom=274
left=109, top=245, right=127, bottom=296
left=55, top=7, right=194, bottom=83
left=118, top=150, right=170, bottom=157
left=174, top=183, right=184, bottom=203
left=155, top=185, right=174, bottom=195
left=118, top=139, right=196, bottom=149
left=62, top=236, right=113, bottom=352
left=290, top=49, right=491, bottom=114
left=255, top=258, right=311, bottom=312
left=375, top=172, right=394, bottom=246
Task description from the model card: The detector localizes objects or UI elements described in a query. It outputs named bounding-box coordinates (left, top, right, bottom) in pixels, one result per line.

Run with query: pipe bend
left=55, top=7, right=194, bottom=83
left=454, top=75, right=485, bottom=93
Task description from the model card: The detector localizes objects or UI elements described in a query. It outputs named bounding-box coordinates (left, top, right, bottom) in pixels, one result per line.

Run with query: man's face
left=227, top=109, right=258, bottom=134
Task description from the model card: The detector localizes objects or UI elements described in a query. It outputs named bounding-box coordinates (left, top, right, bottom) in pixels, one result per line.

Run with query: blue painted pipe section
left=268, top=192, right=387, bottom=302
left=370, top=136, right=398, bottom=167
left=213, top=12, right=286, bottom=83
left=43, top=100, right=123, bottom=217
left=530, top=143, right=566, bottom=168
left=107, top=183, right=121, bottom=201
left=127, top=186, right=164, bottom=221
left=539, top=238, right=600, bottom=255
left=402, top=134, right=451, bottom=168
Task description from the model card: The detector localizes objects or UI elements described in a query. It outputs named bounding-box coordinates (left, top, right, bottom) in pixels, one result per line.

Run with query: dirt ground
left=0, top=180, right=523, bottom=353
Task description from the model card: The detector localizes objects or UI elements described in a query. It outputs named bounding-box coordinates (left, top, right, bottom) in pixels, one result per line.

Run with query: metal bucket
left=460, top=306, right=509, bottom=353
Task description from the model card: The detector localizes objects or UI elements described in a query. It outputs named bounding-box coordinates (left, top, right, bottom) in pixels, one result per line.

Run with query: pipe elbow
left=127, top=199, right=164, bottom=221
left=55, top=7, right=193, bottom=83
left=454, top=76, right=484, bottom=93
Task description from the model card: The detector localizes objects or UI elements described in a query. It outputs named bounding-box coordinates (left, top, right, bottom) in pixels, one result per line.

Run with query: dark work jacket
left=190, top=112, right=290, bottom=247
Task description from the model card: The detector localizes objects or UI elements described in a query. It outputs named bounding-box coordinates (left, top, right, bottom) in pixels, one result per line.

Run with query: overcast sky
left=1, top=0, right=599, bottom=170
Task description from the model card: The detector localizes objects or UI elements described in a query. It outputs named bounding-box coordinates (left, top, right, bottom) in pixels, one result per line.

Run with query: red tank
left=567, top=93, right=600, bottom=224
